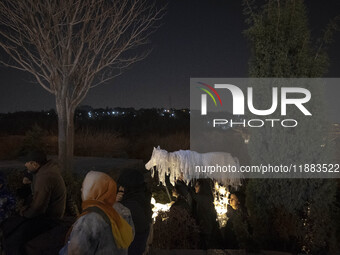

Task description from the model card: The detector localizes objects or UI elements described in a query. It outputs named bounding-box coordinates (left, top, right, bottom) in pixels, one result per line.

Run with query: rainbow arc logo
left=197, top=82, right=223, bottom=107
left=197, top=82, right=223, bottom=115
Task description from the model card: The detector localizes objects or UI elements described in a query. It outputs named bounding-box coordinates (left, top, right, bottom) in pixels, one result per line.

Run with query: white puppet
left=145, top=146, right=242, bottom=187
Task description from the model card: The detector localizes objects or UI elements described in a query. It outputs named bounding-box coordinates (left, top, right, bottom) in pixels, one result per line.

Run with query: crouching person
left=60, top=171, right=134, bottom=255
left=2, top=150, right=66, bottom=255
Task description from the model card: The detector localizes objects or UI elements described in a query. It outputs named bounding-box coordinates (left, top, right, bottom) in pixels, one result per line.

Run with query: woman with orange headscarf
left=59, top=171, right=134, bottom=255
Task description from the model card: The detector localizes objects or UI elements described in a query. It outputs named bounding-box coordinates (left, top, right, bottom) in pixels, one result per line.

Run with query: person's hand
left=116, top=186, right=124, bottom=202
left=23, top=177, right=32, bottom=185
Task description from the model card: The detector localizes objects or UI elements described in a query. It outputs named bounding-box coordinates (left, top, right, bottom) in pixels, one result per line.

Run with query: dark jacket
left=224, top=205, right=239, bottom=249
left=121, top=189, right=151, bottom=255
left=23, top=160, right=66, bottom=219
left=118, top=169, right=152, bottom=255
left=193, top=193, right=222, bottom=249
left=121, top=191, right=150, bottom=233
left=224, top=204, right=248, bottom=249
left=171, top=196, right=191, bottom=215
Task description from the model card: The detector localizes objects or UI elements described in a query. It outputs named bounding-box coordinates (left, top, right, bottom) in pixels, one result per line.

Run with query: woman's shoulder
left=73, top=212, right=110, bottom=233
left=79, top=211, right=106, bottom=220
left=62, top=212, right=116, bottom=255
left=114, top=202, right=132, bottom=219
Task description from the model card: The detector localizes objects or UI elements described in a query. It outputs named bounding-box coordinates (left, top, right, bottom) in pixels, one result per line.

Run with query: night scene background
left=0, top=0, right=340, bottom=254
left=1, top=0, right=339, bottom=113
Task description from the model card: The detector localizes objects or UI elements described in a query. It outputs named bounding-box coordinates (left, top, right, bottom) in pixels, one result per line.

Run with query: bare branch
left=0, top=0, right=165, bottom=108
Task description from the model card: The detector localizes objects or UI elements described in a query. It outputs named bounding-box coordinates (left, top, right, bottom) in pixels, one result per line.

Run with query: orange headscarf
left=81, top=171, right=133, bottom=249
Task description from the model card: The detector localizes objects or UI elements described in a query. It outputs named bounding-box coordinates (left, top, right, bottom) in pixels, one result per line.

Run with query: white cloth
left=145, top=146, right=243, bottom=187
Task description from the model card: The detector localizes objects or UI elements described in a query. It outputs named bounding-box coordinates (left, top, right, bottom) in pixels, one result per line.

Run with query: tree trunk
left=56, top=96, right=75, bottom=172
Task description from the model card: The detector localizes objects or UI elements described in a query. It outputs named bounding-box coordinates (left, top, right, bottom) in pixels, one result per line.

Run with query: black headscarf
left=196, top=178, right=214, bottom=201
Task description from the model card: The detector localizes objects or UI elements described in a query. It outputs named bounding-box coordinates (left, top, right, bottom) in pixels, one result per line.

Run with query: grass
left=0, top=135, right=25, bottom=160
left=127, top=131, right=190, bottom=162
left=1, top=128, right=339, bottom=165
left=0, top=130, right=191, bottom=162
left=74, top=129, right=129, bottom=158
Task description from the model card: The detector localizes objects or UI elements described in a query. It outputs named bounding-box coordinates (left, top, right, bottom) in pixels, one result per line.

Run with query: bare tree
left=0, top=0, right=165, bottom=171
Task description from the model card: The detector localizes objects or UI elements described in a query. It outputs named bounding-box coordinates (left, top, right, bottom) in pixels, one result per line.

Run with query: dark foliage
left=152, top=207, right=200, bottom=249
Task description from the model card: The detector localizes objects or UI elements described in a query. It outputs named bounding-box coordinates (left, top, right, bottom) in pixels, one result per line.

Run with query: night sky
left=0, top=0, right=339, bottom=113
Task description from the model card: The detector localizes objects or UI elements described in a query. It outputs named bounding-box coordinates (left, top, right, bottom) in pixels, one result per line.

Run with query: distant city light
left=79, top=108, right=189, bottom=119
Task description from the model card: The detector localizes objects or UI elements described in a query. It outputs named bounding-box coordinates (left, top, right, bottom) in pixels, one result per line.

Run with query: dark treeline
left=0, top=107, right=190, bottom=136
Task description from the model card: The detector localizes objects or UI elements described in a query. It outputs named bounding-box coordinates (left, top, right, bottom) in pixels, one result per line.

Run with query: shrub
left=0, top=136, right=24, bottom=160
left=152, top=207, right=200, bottom=249
left=74, top=129, right=128, bottom=158
left=21, top=124, right=48, bottom=155
left=127, top=131, right=190, bottom=161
